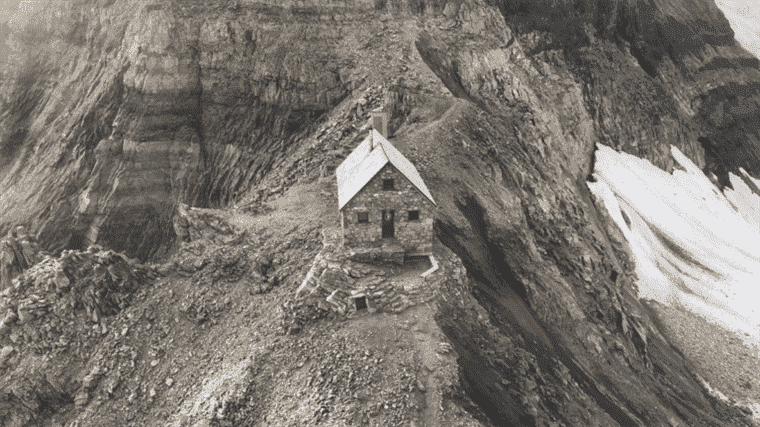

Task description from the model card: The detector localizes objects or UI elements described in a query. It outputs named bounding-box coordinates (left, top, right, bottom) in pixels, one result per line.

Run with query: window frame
left=382, top=178, right=395, bottom=191
left=357, top=212, right=369, bottom=224
left=408, top=210, right=420, bottom=221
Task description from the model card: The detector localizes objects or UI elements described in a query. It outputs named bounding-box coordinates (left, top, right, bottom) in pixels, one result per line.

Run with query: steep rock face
left=491, top=0, right=760, bottom=183
left=80, top=5, right=204, bottom=261
left=3, top=1, right=755, bottom=256
left=406, top=0, right=760, bottom=424
left=0, top=0, right=460, bottom=259
left=0, top=1, right=194, bottom=261
left=1, top=0, right=760, bottom=426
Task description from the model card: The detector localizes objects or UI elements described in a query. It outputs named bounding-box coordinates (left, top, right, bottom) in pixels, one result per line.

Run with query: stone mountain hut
left=336, top=109, right=436, bottom=256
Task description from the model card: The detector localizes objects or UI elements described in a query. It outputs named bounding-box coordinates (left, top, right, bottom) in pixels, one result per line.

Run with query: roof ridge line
left=337, top=130, right=436, bottom=209
left=377, top=136, right=390, bottom=160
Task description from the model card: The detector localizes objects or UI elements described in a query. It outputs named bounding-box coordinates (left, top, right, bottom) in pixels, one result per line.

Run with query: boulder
left=0, top=346, right=13, bottom=366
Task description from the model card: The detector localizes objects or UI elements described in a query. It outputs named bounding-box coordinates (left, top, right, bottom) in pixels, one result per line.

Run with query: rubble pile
left=174, top=241, right=260, bottom=285
left=209, top=339, right=420, bottom=427
left=0, top=246, right=158, bottom=357
left=174, top=203, right=246, bottom=246
left=171, top=204, right=289, bottom=295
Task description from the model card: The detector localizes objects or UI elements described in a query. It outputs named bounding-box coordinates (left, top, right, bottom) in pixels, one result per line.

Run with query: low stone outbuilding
left=336, top=115, right=436, bottom=256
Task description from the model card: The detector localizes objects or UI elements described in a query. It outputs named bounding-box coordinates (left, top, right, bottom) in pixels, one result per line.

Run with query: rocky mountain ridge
left=1, top=0, right=760, bottom=426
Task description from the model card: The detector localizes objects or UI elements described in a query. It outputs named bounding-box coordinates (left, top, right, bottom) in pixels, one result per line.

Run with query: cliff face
left=1, top=0, right=359, bottom=260
left=4, top=0, right=755, bottom=258
left=1, top=0, right=760, bottom=426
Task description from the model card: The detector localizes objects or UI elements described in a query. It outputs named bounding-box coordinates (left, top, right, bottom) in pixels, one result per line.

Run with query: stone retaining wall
left=295, top=237, right=464, bottom=317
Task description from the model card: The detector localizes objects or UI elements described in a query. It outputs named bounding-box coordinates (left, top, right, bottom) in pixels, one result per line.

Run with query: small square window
left=357, top=212, right=369, bottom=223
left=408, top=210, right=420, bottom=221
left=383, top=179, right=394, bottom=190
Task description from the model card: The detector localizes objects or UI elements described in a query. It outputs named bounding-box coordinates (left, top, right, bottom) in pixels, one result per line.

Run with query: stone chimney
left=371, top=107, right=388, bottom=139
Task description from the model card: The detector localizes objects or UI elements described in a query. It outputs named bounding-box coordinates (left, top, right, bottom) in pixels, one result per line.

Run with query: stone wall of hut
left=341, top=164, right=433, bottom=254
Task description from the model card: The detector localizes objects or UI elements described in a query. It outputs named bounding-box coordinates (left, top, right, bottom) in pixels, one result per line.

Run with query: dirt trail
left=411, top=303, right=447, bottom=427
left=345, top=301, right=459, bottom=427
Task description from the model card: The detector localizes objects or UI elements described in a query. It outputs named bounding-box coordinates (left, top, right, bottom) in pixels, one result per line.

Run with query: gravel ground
left=648, top=300, right=760, bottom=417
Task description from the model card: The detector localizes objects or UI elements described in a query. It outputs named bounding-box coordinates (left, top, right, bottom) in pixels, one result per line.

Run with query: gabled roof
left=337, top=130, right=436, bottom=210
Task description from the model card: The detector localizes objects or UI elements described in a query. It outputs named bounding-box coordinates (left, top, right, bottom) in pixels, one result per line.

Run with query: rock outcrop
left=0, top=226, right=41, bottom=291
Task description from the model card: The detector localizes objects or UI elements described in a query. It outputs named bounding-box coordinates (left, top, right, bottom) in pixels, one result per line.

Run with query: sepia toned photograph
left=0, top=0, right=759, bottom=426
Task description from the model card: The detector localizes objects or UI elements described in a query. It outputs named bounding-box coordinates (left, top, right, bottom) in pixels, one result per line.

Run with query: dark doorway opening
left=355, top=296, right=368, bottom=310
left=610, top=270, right=618, bottom=283
left=382, top=210, right=395, bottom=238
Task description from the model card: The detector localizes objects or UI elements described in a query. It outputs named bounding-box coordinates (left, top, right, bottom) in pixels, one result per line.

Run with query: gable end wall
left=341, top=164, right=433, bottom=254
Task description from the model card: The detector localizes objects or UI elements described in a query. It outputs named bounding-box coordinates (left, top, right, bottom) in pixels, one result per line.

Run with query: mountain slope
left=1, top=0, right=760, bottom=426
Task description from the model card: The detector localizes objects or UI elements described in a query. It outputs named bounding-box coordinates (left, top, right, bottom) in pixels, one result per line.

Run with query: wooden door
left=382, top=210, right=395, bottom=238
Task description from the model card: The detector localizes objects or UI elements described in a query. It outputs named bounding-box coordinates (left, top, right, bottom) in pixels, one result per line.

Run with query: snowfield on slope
left=588, top=143, right=760, bottom=342
left=588, top=142, right=760, bottom=418
left=716, top=0, right=760, bottom=59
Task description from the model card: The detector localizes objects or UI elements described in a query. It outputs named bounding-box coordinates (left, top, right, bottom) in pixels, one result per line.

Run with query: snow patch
left=588, top=144, right=760, bottom=346
left=716, top=1, right=760, bottom=59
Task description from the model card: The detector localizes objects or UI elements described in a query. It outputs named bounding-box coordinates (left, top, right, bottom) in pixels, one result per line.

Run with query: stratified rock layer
left=1, top=0, right=760, bottom=426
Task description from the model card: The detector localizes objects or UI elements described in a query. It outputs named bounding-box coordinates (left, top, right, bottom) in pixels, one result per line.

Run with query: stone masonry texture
left=341, top=164, right=433, bottom=254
